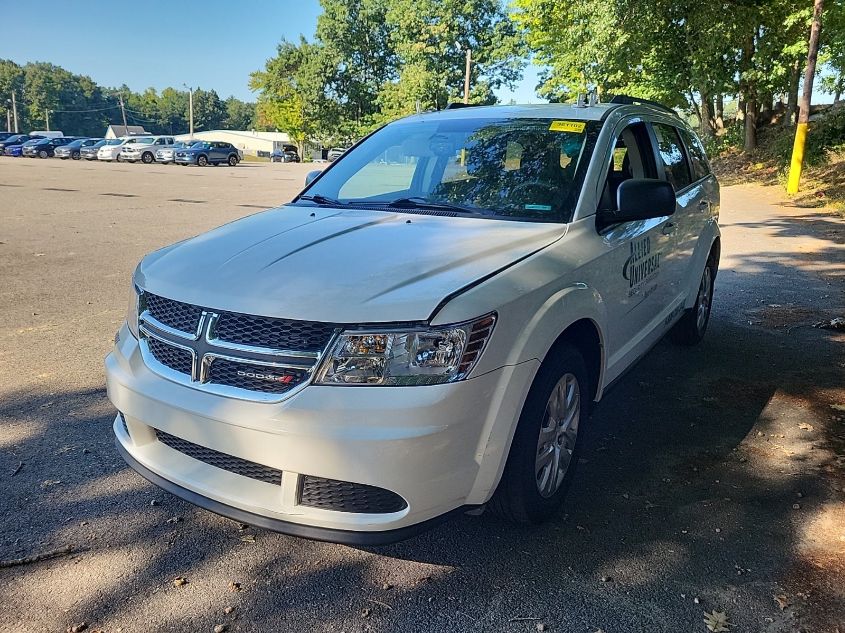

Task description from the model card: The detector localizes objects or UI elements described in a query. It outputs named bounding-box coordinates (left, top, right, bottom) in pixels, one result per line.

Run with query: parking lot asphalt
left=0, top=159, right=843, bottom=633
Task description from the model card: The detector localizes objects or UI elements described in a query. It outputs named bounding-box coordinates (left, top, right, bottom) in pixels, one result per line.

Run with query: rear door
left=648, top=122, right=697, bottom=308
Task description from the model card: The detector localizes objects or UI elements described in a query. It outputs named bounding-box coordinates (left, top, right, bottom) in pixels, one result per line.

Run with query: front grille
left=208, top=358, right=308, bottom=394
left=156, top=429, right=282, bottom=485
left=299, top=476, right=407, bottom=514
left=145, top=293, right=202, bottom=334
left=214, top=311, right=335, bottom=352
left=147, top=337, right=193, bottom=375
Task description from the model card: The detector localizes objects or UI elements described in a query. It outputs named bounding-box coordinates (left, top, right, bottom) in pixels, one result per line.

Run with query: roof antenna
left=574, top=93, right=586, bottom=108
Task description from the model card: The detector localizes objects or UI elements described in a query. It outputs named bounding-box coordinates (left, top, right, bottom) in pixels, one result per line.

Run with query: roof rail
left=609, top=94, right=675, bottom=114
left=444, top=102, right=477, bottom=110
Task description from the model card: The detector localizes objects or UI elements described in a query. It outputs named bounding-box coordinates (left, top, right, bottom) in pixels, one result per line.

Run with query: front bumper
left=174, top=154, right=196, bottom=163
left=106, top=323, right=536, bottom=542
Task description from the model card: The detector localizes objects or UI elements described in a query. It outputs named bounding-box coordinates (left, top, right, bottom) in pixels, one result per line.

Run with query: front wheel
left=72, top=151, right=80, bottom=160
left=197, top=154, right=208, bottom=167
left=141, top=152, right=154, bottom=164
left=38, top=150, right=48, bottom=159
left=228, top=154, right=238, bottom=166
left=116, top=155, right=122, bottom=162
left=670, top=260, right=716, bottom=346
left=490, top=343, right=588, bottom=523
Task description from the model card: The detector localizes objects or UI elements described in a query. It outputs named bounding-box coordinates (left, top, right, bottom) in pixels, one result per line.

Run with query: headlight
left=314, top=314, right=495, bottom=386
left=126, top=283, right=141, bottom=339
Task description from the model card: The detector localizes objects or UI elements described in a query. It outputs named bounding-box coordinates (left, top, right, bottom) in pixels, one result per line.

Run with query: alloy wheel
left=535, top=373, right=581, bottom=498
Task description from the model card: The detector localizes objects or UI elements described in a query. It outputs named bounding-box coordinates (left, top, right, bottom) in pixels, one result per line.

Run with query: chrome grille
left=207, top=359, right=309, bottom=394
left=146, top=336, right=193, bottom=375
left=138, top=291, right=334, bottom=401
left=144, top=293, right=202, bottom=333
left=156, top=429, right=282, bottom=485
left=214, top=311, right=335, bottom=352
left=300, top=476, right=408, bottom=514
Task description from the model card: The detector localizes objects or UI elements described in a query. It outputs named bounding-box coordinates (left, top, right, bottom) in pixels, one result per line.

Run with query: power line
left=49, top=104, right=121, bottom=114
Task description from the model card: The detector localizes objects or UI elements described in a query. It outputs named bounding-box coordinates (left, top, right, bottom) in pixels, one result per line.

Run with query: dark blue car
left=22, top=136, right=75, bottom=158
left=0, top=134, right=41, bottom=155
left=174, top=141, right=241, bottom=166
left=4, top=137, right=45, bottom=157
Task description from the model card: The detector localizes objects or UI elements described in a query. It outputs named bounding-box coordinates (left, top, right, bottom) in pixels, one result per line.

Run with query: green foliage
left=0, top=59, right=256, bottom=136
left=250, top=0, right=524, bottom=147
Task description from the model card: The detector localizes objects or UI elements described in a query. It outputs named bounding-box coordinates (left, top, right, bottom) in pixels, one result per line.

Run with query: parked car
left=0, top=132, right=19, bottom=142
left=154, top=140, right=198, bottom=164
left=5, top=137, right=45, bottom=157
left=327, top=147, right=348, bottom=162
left=55, top=138, right=101, bottom=160
left=28, top=130, right=64, bottom=139
left=119, top=136, right=176, bottom=164
left=98, top=136, right=152, bottom=161
left=271, top=145, right=300, bottom=163
left=174, top=141, right=241, bottom=166
left=108, top=98, right=720, bottom=544
left=22, top=136, right=75, bottom=158
left=0, top=134, right=42, bottom=154
left=80, top=139, right=109, bottom=160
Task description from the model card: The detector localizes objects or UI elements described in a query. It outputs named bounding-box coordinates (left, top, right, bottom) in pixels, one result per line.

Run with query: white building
left=174, top=130, right=292, bottom=156
left=105, top=125, right=148, bottom=138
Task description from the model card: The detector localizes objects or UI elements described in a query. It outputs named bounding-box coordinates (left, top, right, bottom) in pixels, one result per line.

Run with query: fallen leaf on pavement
left=173, top=576, right=187, bottom=587
left=704, top=610, right=731, bottom=632
left=798, top=422, right=814, bottom=431
left=774, top=594, right=789, bottom=610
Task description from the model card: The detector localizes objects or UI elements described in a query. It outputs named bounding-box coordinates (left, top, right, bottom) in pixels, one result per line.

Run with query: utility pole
left=118, top=93, right=128, bottom=132
left=11, top=91, right=19, bottom=133
left=188, top=87, right=194, bottom=138
left=5, top=109, right=10, bottom=133
left=463, top=48, right=472, bottom=104
left=45, top=109, right=50, bottom=132
left=787, top=0, right=824, bottom=194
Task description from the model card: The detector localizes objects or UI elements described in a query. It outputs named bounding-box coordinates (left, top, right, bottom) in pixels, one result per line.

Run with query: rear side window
left=652, top=123, right=692, bottom=191
left=677, top=128, right=711, bottom=182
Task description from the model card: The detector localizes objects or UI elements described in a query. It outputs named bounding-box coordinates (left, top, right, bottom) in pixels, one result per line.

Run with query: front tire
left=72, top=151, right=80, bottom=160
left=197, top=154, right=208, bottom=167
left=227, top=154, right=238, bottom=166
left=141, top=152, right=154, bottom=164
left=490, top=343, right=588, bottom=523
left=670, top=259, right=716, bottom=346
left=38, top=150, right=48, bottom=159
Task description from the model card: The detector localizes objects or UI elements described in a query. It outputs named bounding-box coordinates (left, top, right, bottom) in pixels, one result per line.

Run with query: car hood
left=136, top=205, right=566, bottom=323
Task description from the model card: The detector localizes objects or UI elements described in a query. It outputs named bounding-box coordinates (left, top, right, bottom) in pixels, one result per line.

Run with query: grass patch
left=240, top=154, right=270, bottom=163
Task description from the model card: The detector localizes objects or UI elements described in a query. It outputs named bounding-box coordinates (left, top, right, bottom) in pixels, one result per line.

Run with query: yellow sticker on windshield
left=549, top=120, right=586, bottom=133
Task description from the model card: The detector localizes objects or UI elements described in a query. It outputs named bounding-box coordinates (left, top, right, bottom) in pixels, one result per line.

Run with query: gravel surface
left=1, top=160, right=843, bottom=632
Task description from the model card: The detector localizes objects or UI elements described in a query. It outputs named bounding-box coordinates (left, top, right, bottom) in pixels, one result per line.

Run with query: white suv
left=107, top=98, right=720, bottom=544
left=97, top=136, right=152, bottom=162
left=119, top=135, right=176, bottom=164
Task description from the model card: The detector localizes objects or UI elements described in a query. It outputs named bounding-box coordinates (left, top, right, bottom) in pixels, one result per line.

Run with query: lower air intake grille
left=299, top=476, right=407, bottom=514
left=147, top=337, right=193, bottom=375
left=156, top=430, right=282, bottom=485
left=208, top=359, right=308, bottom=394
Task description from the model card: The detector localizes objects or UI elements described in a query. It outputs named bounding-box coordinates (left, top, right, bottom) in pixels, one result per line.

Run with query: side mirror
left=602, top=179, right=676, bottom=225
left=305, top=170, right=322, bottom=186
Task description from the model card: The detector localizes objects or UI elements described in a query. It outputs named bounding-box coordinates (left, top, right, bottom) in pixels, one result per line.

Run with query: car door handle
left=662, top=222, right=676, bottom=235
left=698, top=199, right=710, bottom=211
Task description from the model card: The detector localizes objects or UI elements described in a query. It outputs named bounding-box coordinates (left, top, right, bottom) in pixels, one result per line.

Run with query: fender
left=683, top=220, right=721, bottom=309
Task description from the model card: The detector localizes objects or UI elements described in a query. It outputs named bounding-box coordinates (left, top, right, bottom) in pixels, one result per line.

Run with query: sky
left=0, top=0, right=544, bottom=103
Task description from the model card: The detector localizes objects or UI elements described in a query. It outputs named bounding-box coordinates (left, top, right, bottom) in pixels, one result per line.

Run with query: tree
left=224, top=96, right=255, bottom=130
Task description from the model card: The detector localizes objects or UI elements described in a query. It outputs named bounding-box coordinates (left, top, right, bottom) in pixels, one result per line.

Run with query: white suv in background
left=107, top=97, right=720, bottom=544
left=97, top=136, right=151, bottom=162
left=119, top=136, right=176, bottom=164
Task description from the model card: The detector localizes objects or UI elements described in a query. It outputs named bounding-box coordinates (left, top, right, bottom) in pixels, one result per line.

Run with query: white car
left=107, top=98, right=720, bottom=544
left=119, top=136, right=176, bottom=164
left=97, top=136, right=152, bottom=162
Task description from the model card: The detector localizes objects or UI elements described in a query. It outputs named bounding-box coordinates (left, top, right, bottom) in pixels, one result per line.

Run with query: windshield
left=300, top=117, right=596, bottom=221
left=90, top=140, right=106, bottom=148
left=191, top=142, right=210, bottom=149
left=5, top=135, right=27, bottom=144
left=66, top=139, right=85, bottom=148
left=125, top=137, right=152, bottom=145
left=104, top=139, right=122, bottom=145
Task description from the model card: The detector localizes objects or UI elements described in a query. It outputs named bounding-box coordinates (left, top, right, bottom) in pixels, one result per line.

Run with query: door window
left=652, top=123, right=692, bottom=191
left=677, top=128, right=711, bottom=182
left=598, top=123, right=656, bottom=212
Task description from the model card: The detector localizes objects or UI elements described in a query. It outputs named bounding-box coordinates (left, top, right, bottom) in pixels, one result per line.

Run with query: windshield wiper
left=297, top=194, right=346, bottom=207
left=386, top=197, right=489, bottom=215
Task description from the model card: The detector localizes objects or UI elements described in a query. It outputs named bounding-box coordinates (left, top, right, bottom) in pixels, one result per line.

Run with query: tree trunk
left=784, top=59, right=801, bottom=126
left=744, top=96, right=758, bottom=152
left=715, top=94, right=725, bottom=130
left=759, top=91, right=773, bottom=125
left=699, top=90, right=715, bottom=139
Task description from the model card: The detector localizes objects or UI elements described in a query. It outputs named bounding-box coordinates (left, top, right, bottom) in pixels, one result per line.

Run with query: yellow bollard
left=786, top=122, right=808, bottom=194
